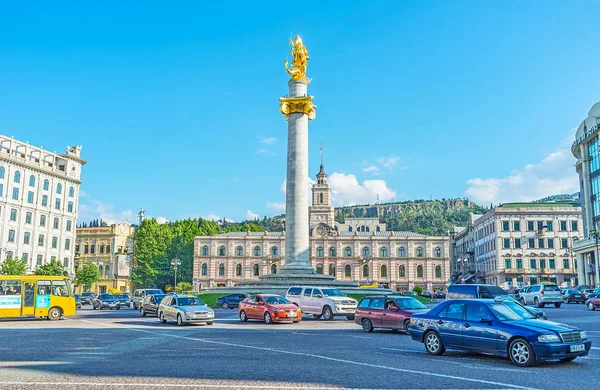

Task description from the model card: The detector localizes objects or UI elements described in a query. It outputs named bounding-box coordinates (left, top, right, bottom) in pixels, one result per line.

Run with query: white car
left=285, top=286, right=357, bottom=321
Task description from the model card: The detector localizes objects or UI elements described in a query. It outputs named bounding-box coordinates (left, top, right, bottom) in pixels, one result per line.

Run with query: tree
left=412, top=286, right=423, bottom=295
left=74, top=263, right=100, bottom=291
left=34, top=259, right=68, bottom=277
left=1, top=257, right=27, bottom=275
left=176, top=282, right=194, bottom=293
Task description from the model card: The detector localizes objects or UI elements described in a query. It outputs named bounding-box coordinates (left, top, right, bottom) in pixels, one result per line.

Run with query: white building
left=572, top=102, right=600, bottom=287
left=0, top=135, right=86, bottom=274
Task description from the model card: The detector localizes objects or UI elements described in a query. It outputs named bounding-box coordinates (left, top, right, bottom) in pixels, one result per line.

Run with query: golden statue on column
left=284, top=35, right=310, bottom=82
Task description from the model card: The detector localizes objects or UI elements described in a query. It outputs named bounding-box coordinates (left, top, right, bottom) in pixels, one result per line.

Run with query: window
left=549, top=259, right=555, bottom=269
left=202, top=246, right=208, bottom=256
left=218, top=263, right=225, bottom=276
left=344, top=264, right=351, bottom=277
left=271, top=264, right=277, bottom=274
left=90, top=245, right=95, bottom=254
left=236, top=264, right=242, bottom=276
left=345, top=247, right=352, bottom=257
left=540, top=259, right=546, bottom=269
left=69, top=186, right=74, bottom=197
left=503, top=238, right=510, bottom=249
left=27, top=191, right=34, bottom=203
left=10, top=209, right=17, bottom=221
left=254, top=246, right=261, bottom=256
left=516, top=259, right=523, bottom=269
left=563, top=259, right=569, bottom=269
left=538, top=239, right=544, bottom=249
left=348, top=226, right=352, bottom=232
left=66, top=201, right=73, bottom=212
left=317, top=247, right=323, bottom=257
left=14, top=171, right=20, bottom=183
left=537, top=221, right=544, bottom=230
left=51, top=236, right=57, bottom=249
left=514, top=238, right=521, bottom=249
left=29, top=175, right=35, bottom=187
left=25, top=212, right=32, bottom=224
left=42, top=195, right=48, bottom=206
left=56, top=183, right=62, bottom=194
left=527, top=221, right=534, bottom=231
left=24, top=232, right=30, bottom=245
left=237, top=246, right=243, bottom=256
left=530, top=259, right=537, bottom=269
left=36, top=255, right=43, bottom=265
left=0, top=183, right=3, bottom=196
left=329, top=247, right=336, bottom=257
left=22, top=253, right=28, bottom=265
left=362, top=247, right=369, bottom=257
left=440, top=303, right=465, bottom=320
left=378, top=264, right=387, bottom=277
left=271, top=246, right=278, bottom=256
left=399, top=265, right=405, bottom=277
left=465, top=302, right=489, bottom=322
left=0, top=167, right=3, bottom=179
left=38, top=234, right=45, bottom=246
left=106, top=244, right=110, bottom=253
left=417, top=265, right=424, bottom=277
left=40, top=215, right=46, bottom=227
left=434, top=247, right=441, bottom=257
left=560, top=221, right=567, bottom=231
left=84, top=245, right=89, bottom=254
left=253, top=264, right=260, bottom=276
left=329, top=264, right=335, bottom=276
left=219, top=246, right=226, bottom=256
left=201, top=263, right=208, bottom=276
left=8, top=230, right=15, bottom=242
left=65, top=239, right=70, bottom=250
left=75, top=244, right=80, bottom=253
left=547, top=239, right=554, bottom=249
left=316, top=263, right=323, bottom=274
left=435, top=265, right=442, bottom=278
left=55, top=198, right=61, bottom=209
left=53, top=217, right=59, bottom=229
left=43, top=179, right=49, bottom=191
left=416, top=247, right=423, bottom=257
left=571, top=221, right=578, bottom=231
left=380, top=247, right=387, bottom=257
left=63, top=258, right=69, bottom=268
left=513, top=221, right=520, bottom=231
left=398, top=247, right=405, bottom=257
left=105, top=265, right=110, bottom=276
left=502, top=221, right=509, bottom=231
left=12, top=187, right=19, bottom=200
left=362, top=264, right=369, bottom=277
left=505, top=259, right=512, bottom=269
left=561, top=238, right=568, bottom=249
left=546, top=221, right=553, bottom=231
left=528, top=238, right=535, bottom=248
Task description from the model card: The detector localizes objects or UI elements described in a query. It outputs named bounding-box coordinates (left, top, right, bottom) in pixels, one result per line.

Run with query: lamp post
left=171, top=258, right=181, bottom=293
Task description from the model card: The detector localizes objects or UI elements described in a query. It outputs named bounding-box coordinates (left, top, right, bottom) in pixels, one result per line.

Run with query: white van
left=285, top=286, right=357, bottom=321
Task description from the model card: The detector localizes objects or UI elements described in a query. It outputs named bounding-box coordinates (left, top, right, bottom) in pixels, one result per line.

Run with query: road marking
left=381, top=347, right=422, bottom=353
left=79, top=319, right=540, bottom=390
left=351, top=335, right=372, bottom=339
left=591, top=347, right=600, bottom=350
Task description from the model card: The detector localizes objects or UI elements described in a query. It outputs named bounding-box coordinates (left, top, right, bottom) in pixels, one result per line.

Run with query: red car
left=238, top=294, right=302, bottom=324
left=355, top=295, right=429, bottom=333
left=587, top=296, right=600, bottom=311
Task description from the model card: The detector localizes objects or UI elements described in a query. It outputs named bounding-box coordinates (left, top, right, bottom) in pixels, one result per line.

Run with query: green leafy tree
left=1, top=256, right=27, bottom=275
left=75, top=264, right=101, bottom=291
left=412, top=286, right=423, bottom=295
left=176, top=281, right=194, bottom=293
left=132, top=218, right=173, bottom=288
left=34, top=259, right=68, bottom=276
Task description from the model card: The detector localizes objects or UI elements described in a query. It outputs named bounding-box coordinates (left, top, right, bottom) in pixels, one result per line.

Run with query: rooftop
left=499, top=202, right=580, bottom=208
left=213, top=231, right=429, bottom=238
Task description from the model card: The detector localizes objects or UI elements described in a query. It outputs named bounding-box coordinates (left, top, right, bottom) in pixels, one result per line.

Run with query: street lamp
left=171, top=258, right=181, bottom=292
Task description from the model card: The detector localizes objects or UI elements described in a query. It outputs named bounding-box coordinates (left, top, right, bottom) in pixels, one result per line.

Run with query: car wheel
left=362, top=318, right=373, bottom=333
left=424, top=331, right=445, bottom=356
left=312, top=314, right=322, bottom=319
left=520, top=297, right=526, bottom=305
left=322, top=306, right=334, bottom=321
left=116, top=306, right=120, bottom=310
left=554, top=303, right=561, bottom=308
left=293, top=320, right=299, bottom=323
left=221, top=302, right=230, bottom=309
left=589, top=302, right=596, bottom=311
left=534, top=298, right=541, bottom=308
left=159, top=312, right=167, bottom=323
left=404, top=319, right=411, bottom=334
left=346, top=315, right=355, bottom=321
left=177, top=314, right=184, bottom=326
left=509, top=338, right=536, bottom=367
left=93, top=304, right=97, bottom=310
left=206, top=321, right=214, bottom=325
left=132, top=303, right=137, bottom=310
left=47, top=307, right=61, bottom=321
left=264, top=312, right=273, bottom=324
left=240, top=310, right=248, bottom=322
left=140, top=308, right=146, bottom=317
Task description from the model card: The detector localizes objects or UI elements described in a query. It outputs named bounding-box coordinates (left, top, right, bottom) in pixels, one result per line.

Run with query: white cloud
left=78, top=200, right=138, bottom=225
left=376, top=156, right=401, bottom=168
left=266, top=202, right=285, bottom=214
left=362, top=166, right=380, bottom=175
left=361, top=155, right=406, bottom=176
left=257, top=148, right=275, bottom=156
left=329, top=173, right=398, bottom=206
left=260, top=137, right=277, bottom=145
left=154, top=216, right=170, bottom=224
left=245, top=210, right=260, bottom=220
left=465, top=134, right=579, bottom=205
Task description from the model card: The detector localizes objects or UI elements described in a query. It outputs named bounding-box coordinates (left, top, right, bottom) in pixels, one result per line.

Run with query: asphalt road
left=0, top=302, right=598, bottom=390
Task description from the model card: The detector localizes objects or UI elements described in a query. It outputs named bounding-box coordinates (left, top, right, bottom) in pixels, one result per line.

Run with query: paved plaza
left=0, top=303, right=598, bottom=390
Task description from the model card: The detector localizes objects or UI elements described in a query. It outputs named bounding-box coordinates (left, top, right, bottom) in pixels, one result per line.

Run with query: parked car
left=140, top=293, right=166, bottom=316
left=409, top=297, right=591, bottom=366
left=132, top=288, right=164, bottom=310
left=74, top=294, right=82, bottom=309
left=403, top=291, right=417, bottom=297
left=93, top=293, right=121, bottom=310
left=587, top=296, right=600, bottom=311
left=285, top=286, right=357, bottom=320
left=157, top=295, right=214, bottom=326
left=421, top=291, right=433, bottom=299
left=563, top=289, right=586, bottom=304
left=519, top=284, right=562, bottom=308
left=447, top=284, right=546, bottom=319
left=434, top=291, right=446, bottom=299
left=117, top=293, right=131, bottom=308
left=216, top=293, right=249, bottom=309
left=239, top=294, right=302, bottom=324
left=80, top=291, right=97, bottom=305
left=355, top=295, right=428, bottom=333
left=580, top=288, right=600, bottom=300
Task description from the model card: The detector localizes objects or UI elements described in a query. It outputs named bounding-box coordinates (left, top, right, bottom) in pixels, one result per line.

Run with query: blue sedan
left=216, top=293, right=249, bottom=309
left=409, top=298, right=591, bottom=366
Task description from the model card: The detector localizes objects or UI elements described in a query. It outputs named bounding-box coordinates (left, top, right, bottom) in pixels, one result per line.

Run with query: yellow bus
left=0, top=275, right=76, bottom=320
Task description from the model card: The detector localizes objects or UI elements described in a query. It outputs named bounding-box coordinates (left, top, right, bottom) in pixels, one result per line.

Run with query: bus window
left=0, top=280, right=21, bottom=295
left=38, top=281, right=51, bottom=295
left=24, top=283, right=35, bottom=307
left=51, top=280, right=70, bottom=297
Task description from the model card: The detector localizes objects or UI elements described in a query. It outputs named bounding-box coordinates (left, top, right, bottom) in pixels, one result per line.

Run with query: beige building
left=469, top=202, right=583, bottom=287
left=74, top=222, right=134, bottom=293
left=193, top=164, right=450, bottom=292
left=449, top=213, right=481, bottom=284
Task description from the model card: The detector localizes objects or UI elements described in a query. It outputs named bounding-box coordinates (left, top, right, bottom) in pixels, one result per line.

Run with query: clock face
left=317, top=227, right=325, bottom=235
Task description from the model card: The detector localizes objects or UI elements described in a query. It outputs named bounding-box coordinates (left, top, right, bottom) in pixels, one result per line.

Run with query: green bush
left=412, top=286, right=423, bottom=295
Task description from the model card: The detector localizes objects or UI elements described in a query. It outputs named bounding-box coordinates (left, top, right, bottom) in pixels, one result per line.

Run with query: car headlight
left=581, top=331, right=587, bottom=340
left=538, top=334, right=561, bottom=343
left=272, top=309, right=285, bottom=313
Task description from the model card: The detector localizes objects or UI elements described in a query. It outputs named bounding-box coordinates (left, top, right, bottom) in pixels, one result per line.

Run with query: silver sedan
left=157, top=295, right=214, bottom=326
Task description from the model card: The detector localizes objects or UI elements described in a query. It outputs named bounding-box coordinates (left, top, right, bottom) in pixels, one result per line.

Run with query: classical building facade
left=449, top=213, right=481, bottom=284
left=0, top=135, right=85, bottom=274
left=572, top=101, right=600, bottom=287
left=470, top=202, right=583, bottom=287
left=74, top=222, right=135, bottom=293
left=193, top=164, right=450, bottom=292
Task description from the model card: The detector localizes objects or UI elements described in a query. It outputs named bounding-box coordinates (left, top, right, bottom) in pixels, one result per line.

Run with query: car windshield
left=395, top=298, right=427, bottom=310
left=265, top=296, right=290, bottom=305
left=567, top=290, right=580, bottom=294
left=99, top=294, right=112, bottom=300
left=117, top=295, right=127, bottom=299
left=487, top=301, right=536, bottom=321
left=543, top=285, right=559, bottom=291
left=153, top=294, right=166, bottom=302
left=146, top=289, right=162, bottom=295
left=321, top=289, right=345, bottom=297
left=479, top=285, right=507, bottom=298
left=178, top=297, right=205, bottom=306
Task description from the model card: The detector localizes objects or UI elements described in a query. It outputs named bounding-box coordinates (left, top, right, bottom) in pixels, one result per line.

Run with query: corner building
left=193, top=164, right=450, bottom=291
left=0, top=135, right=85, bottom=274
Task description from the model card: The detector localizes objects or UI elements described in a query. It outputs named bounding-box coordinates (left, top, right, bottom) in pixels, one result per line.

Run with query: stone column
left=280, top=78, right=314, bottom=274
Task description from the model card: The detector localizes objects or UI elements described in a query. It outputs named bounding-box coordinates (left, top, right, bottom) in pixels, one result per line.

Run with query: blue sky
left=1, top=1, right=599, bottom=223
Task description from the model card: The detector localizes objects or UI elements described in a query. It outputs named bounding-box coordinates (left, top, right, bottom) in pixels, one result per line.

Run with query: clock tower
left=309, top=161, right=335, bottom=227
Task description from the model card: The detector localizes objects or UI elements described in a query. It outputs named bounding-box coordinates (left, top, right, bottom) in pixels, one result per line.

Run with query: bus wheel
left=48, top=307, right=62, bottom=321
